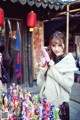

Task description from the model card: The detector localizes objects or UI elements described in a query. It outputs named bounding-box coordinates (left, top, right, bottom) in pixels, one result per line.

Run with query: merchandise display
left=0, top=83, right=63, bottom=120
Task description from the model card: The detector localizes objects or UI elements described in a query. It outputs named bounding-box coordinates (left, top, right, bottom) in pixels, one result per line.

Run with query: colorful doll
left=32, top=95, right=39, bottom=108
left=0, top=98, right=3, bottom=110
left=38, top=101, right=43, bottom=120
left=54, top=108, right=61, bottom=120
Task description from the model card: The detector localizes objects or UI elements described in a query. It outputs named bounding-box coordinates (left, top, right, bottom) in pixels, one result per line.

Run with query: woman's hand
left=48, top=60, right=54, bottom=66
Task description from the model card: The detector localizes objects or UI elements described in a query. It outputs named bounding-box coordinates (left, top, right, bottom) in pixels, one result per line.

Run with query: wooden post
left=66, top=4, right=69, bottom=54
left=28, top=31, right=33, bottom=87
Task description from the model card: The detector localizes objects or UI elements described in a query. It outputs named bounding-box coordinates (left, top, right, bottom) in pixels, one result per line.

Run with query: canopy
left=2, top=0, right=78, bottom=9
left=2, top=0, right=80, bottom=53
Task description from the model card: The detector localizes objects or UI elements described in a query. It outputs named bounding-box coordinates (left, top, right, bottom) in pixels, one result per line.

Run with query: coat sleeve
left=37, top=66, right=47, bottom=90
left=47, top=66, right=74, bottom=93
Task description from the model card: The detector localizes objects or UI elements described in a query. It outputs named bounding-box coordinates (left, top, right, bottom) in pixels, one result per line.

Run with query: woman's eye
left=58, top=45, right=61, bottom=46
left=52, top=45, right=55, bottom=47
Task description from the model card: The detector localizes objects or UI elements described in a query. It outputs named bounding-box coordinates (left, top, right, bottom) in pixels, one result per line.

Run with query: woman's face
left=51, top=39, right=65, bottom=57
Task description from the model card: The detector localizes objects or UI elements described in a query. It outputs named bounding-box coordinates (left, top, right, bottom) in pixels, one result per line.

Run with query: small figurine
left=0, top=98, right=3, bottom=110
left=24, top=90, right=31, bottom=101
left=12, top=83, right=16, bottom=89
left=32, top=95, right=39, bottom=108
left=4, top=95, right=8, bottom=111
left=38, top=102, right=43, bottom=120
left=54, top=108, right=61, bottom=120
left=18, top=86, right=23, bottom=99
left=8, top=86, right=13, bottom=96
left=33, top=114, right=39, bottom=120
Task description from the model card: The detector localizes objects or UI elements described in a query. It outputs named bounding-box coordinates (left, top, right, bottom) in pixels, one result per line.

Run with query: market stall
left=0, top=0, right=80, bottom=119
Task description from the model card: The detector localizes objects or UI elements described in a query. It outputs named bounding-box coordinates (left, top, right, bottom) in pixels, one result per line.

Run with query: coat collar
left=54, top=53, right=78, bottom=73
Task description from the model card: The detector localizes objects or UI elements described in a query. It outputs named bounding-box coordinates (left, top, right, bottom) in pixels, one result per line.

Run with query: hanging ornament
left=43, top=0, right=49, bottom=3
left=0, top=8, right=4, bottom=27
left=49, top=3, right=54, bottom=9
left=60, top=5, right=64, bottom=10
left=20, top=0, right=27, bottom=5
left=10, top=0, right=18, bottom=3
left=54, top=5, right=59, bottom=10
left=41, top=1, right=48, bottom=8
left=27, top=0, right=34, bottom=6
left=35, top=0, right=41, bottom=7
left=27, top=11, right=37, bottom=32
left=49, top=0, right=56, bottom=4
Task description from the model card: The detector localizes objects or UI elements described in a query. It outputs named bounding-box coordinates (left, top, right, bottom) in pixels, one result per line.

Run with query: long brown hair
left=48, top=31, right=66, bottom=60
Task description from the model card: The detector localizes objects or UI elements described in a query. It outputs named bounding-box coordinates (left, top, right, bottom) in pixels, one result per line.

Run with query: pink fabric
left=17, top=52, right=20, bottom=64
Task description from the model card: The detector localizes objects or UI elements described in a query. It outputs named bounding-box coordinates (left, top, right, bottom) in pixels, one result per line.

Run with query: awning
left=2, top=0, right=78, bottom=9
left=2, top=0, right=80, bottom=53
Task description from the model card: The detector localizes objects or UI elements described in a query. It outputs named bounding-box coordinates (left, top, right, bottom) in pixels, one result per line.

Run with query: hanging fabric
left=8, top=19, right=16, bottom=65
left=0, top=27, right=5, bottom=53
left=2, top=20, right=11, bottom=64
left=7, top=19, right=16, bottom=80
left=15, top=21, right=21, bottom=84
left=15, top=22, right=20, bottom=50
left=1, top=20, right=11, bottom=84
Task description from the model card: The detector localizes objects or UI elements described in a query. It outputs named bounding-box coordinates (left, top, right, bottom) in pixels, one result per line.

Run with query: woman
left=37, top=31, right=78, bottom=120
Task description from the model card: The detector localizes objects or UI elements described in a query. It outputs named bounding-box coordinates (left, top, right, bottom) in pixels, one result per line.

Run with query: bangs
left=51, top=39, right=63, bottom=46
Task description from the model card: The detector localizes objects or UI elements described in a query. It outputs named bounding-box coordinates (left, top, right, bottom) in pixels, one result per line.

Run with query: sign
left=32, top=21, right=44, bottom=80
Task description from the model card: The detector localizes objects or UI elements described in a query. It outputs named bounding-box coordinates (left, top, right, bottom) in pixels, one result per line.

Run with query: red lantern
left=27, top=11, right=37, bottom=32
left=0, top=8, right=4, bottom=27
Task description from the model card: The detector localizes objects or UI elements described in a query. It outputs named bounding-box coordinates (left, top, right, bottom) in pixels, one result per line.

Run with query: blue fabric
left=15, top=30, right=20, bottom=50
left=16, top=64, right=20, bottom=69
left=15, top=29, right=21, bottom=80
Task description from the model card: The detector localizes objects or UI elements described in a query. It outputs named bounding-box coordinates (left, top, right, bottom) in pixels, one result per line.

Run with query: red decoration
left=0, top=8, right=4, bottom=26
left=27, top=11, right=37, bottom=32
left=9, top=116, right=18, bottom=120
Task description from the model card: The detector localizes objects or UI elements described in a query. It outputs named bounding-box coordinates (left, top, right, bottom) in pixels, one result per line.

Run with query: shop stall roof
left=1, top=0, right=80, bottom=21
left=2, top=0, right=80, bottom=9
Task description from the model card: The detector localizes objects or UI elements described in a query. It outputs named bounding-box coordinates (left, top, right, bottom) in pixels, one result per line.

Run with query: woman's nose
left=55, top=46, right=59, bottom=50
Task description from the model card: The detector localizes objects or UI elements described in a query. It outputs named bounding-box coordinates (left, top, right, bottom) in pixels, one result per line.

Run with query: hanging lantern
left=27, top=11, right=37, bottom=32
left=0, top=8, right=4, bottom=27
